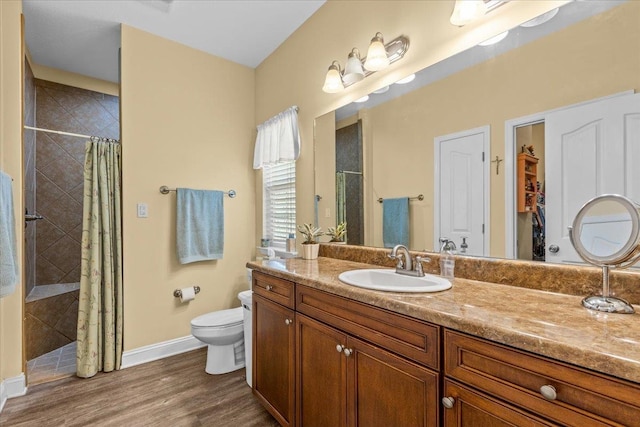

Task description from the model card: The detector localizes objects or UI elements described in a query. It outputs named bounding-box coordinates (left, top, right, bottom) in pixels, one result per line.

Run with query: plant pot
left=301, top=243, right=320, bottom=260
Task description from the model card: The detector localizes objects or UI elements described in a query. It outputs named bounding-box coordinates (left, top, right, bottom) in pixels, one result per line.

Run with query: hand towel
left=176, top=188, right=224, bottom=264
left=0, top=170, right=19, bottom=298
left=383, top=197, right=409, bottom=248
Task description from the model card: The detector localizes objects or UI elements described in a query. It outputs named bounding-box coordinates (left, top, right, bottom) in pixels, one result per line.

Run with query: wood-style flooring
left=0, top=348, right=279, bottom=427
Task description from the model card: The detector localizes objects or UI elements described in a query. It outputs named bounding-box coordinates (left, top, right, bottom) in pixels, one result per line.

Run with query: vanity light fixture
left=363, top=32, right=390, bottom=71
left=394, top=73, right=416, bottom=84
left=478, top=30, right=509, bottom=46
left=450, top=0, right=487, bottom=26
left=343, top=48, right=365, bottom=85
left=322, top=61, right=344, bottom=93
left=520, top=8, right=559, bottom=28
left=322, top=33, right=410, bottom=94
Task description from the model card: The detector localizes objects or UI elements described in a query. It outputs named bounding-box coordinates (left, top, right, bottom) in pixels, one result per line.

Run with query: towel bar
left=378, top=194, right=424, bottom=203
left=160, top=186, right=236, bottom=198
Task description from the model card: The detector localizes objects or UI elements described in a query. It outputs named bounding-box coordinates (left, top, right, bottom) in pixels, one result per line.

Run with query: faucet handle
left=414, top=256, right=431, bottom=276
left=388, top=252, right=405, bottom=269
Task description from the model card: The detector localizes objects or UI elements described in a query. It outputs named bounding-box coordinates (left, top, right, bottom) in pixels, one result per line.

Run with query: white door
left=435, top=126, right=489, bottom=256
left=545, top=93, right=640, bottom=264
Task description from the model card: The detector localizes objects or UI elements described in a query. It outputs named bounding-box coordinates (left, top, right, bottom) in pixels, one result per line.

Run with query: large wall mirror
left=314, top=0, right=640, bottom=269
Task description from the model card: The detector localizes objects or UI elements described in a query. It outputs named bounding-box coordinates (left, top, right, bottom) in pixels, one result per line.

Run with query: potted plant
left=297, top=223, right=323, bottom=260
left=326, top=222, right=347, bottom=243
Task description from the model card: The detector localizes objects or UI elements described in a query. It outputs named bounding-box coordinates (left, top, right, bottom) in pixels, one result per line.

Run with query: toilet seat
left=191, top=307, right=243, bottom=329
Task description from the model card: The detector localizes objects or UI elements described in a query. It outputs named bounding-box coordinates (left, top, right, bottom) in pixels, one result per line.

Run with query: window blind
left=263, top=161, right=296, bottom=249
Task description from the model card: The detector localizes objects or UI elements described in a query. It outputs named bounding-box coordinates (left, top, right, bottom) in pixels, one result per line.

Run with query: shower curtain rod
left=23, top=125, right=119, bottom=142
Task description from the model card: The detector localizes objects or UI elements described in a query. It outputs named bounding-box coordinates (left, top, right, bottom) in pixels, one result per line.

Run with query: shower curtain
left=77, top=138, right=123, bottom=378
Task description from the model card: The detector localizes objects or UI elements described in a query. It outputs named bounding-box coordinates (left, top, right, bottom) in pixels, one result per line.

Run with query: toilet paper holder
left=173, top=286, right=201, bottom=298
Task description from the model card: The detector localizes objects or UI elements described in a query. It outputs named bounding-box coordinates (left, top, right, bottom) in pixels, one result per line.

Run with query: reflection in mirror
left=569, top=194, right=640, bottom=314
left=314, top=0, right=640, bottom=269
left=578, top=200, right=632, bottom=259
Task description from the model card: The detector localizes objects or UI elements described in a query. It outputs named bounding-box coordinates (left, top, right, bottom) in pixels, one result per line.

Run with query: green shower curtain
left=77, top=138, right=123, bottom=378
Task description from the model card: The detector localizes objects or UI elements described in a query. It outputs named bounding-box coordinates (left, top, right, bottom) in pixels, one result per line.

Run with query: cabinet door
left=347, top=337, right=439, bottom=427
left=296, top=314, right=348, bottom=427
left=443, top=380, right=557, bottom=427
left=253, top=294, right=295, bottom=427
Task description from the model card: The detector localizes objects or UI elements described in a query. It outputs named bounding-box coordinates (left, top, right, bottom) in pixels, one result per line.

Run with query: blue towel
left=0, top=170, right=19, bottom=298
left=383, top=197, right=409, bottom=248
left=176, top=188, right=224, bottom=264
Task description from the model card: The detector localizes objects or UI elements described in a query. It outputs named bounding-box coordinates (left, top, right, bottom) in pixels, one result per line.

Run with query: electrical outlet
left=137, top=203, right=148, bottom=218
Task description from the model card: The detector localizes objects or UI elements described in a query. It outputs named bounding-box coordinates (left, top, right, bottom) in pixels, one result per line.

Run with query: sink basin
left=338, top=269, right=451, bottom=293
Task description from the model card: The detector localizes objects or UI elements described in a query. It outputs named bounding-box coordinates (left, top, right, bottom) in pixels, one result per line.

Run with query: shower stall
left=23, top=58, right=120, bottom=384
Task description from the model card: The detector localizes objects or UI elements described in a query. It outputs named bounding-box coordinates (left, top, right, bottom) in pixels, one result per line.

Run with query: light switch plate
left=137, top=203, right=148, bottom=218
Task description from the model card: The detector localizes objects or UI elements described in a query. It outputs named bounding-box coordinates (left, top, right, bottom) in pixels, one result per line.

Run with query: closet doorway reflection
left=22, top=57, right=120, bottom=385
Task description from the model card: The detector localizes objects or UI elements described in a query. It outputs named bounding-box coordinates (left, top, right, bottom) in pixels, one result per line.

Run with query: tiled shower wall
left=24, top=59, right=36, bottom=297
left=34, top=79, right=119, bottom=286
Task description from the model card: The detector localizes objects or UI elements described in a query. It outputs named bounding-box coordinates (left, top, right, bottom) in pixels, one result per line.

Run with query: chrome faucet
left=388, top=245, right=430, bottom=277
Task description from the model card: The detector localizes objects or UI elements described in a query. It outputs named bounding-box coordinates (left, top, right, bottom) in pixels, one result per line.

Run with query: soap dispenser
left=439, top=238, right=456, bottom=279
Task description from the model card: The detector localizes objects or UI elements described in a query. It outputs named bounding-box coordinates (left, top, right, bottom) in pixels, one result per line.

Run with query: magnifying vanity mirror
left=569, top=195, right=640, bottom=314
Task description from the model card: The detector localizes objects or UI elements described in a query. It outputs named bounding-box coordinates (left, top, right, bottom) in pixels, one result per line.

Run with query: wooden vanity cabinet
left=443, top=330, right=640, bottom=427
left=296, top=285, right=440, bottom=427
left=252, top=271, right=296, bottom=427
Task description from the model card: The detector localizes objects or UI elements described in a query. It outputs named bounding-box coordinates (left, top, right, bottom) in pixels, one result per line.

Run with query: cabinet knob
left=343, top=348, right=352, bottom=357
left=284, top=319, right=292, bottom=325
left=265, top=285, right=273, bottom=291
left=441, top=397, right=455, bottom=409
left=540, top=385, right=557, bottom=401
left=548, top=245, right=559, bottom=254
left=336, top=344, right=344, bottom=353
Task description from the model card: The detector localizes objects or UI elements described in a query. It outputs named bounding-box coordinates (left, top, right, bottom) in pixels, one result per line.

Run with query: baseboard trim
left=0, top=373, right=27, bottom=413
left=121, top=335, right=205, bottom=369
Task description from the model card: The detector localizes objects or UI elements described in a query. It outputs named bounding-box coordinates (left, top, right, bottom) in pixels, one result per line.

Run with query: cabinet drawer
left=253, top=270, right=295, bottom=309
left=444, top=330, right=640, bottom=427
left=296, top=285, right=439, bottom=369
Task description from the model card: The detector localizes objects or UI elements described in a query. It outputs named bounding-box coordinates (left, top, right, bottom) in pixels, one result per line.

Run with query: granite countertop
left=247, top=257, right=640, bottom=385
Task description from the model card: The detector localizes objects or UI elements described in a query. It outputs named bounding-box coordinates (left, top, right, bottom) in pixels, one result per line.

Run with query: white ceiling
left=22, top=0, right=325, bottom=83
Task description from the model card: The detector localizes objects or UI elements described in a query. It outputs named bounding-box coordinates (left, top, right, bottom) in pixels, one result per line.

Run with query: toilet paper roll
left=180, top=286, right=196, bottom=303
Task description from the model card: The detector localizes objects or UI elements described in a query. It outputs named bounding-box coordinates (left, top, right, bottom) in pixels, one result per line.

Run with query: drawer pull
left=442, top=397, right=455, bottom=409
left=343, top=348, right=353, bottom=357
left=265, top=285, right=273, bottom=291
left=540, top=385, right=557, bottom=401
left=336, top=344, right=344, bottom=353
left=285, top=319, right=292, bottom=325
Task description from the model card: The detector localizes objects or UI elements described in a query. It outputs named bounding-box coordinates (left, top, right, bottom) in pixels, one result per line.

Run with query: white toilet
left=191, top=306, right=245, bottom=375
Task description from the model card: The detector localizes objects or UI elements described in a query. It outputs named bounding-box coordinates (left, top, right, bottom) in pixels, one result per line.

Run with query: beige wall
left=0, top=0, right=24, bottom=382
left=120, top=25, right=255, bottom=350
left=255, top=0, right=568, bottom=245
left=31, top=64, right=119, bottom=96
left=310, top=2, right=640, bottom=255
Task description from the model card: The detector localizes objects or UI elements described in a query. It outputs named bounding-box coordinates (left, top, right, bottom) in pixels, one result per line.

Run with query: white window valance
left=253, top=106, right=300, bottom=169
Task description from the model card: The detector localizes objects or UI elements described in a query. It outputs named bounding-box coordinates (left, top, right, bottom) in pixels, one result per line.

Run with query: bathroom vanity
left=248, top=256, right=640, bottom=427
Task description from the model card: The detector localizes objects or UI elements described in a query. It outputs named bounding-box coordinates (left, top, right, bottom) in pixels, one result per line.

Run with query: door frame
left=434, top=125, right=490, bottom=255
left=503, top=90, right=634, bottom=259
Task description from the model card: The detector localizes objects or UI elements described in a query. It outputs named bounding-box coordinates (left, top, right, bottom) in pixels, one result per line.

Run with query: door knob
left=284, top=319, right=292, bottom=325
left=549, top=245, right=559, bottom=253
left=336, top=344, right=344, bottom=353
left=342, top=348, right=352, bottom=357
left=265, top=285, right=273, bottom=291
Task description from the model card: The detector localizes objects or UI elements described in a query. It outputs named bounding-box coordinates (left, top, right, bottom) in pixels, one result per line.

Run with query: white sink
left=338, top=269, right=452, bottom=293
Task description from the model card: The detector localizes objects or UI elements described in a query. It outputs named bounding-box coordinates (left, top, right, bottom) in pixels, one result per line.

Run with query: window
left=263, top=161, right=296, bottom=249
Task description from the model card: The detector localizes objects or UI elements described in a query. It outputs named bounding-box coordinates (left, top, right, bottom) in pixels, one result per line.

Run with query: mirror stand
left=581, top=265, right=635, bottom=314
left=569, top=194, right=640, bottom=315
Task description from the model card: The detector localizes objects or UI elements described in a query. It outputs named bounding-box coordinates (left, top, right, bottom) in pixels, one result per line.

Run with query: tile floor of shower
left=26, top=282, right=80, bottom=385
left=27, top=341, right=77, bottom=385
